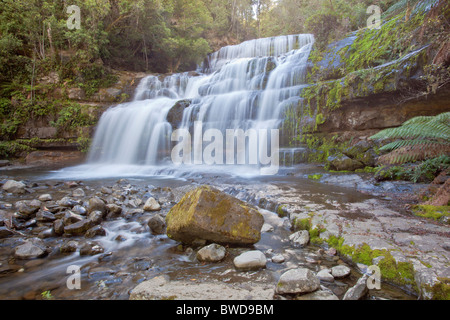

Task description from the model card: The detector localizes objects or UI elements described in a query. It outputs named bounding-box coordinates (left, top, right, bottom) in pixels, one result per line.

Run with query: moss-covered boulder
left=165, top=185, right=264, bottom=245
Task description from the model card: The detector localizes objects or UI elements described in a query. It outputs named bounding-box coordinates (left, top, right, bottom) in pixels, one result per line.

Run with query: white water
left=54, top=34, right=314, bottom=179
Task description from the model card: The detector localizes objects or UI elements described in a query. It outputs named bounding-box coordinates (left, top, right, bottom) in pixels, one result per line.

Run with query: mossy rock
left=165, top=185, right=264, bottom=245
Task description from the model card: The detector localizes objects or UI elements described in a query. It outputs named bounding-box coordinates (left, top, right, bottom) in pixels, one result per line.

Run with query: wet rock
left=72, top=188, right=86, bottom=197
left=0, top=226, right=13, bottom=239
left=72, top=205, right=87, bottom=216
left=64, top=219, right=93, bottom=236
left=325, top=248, right=337, bottom=256
left=197, top=244, right=226, bottom=262
left=60, top=240, right=79, bottom=254
left=317, top=269, right=335, bottom=282
left=233, top=250, right=266, bottom=270
left=38, top=194, right=52, bottom=202
left=0, top=160, right=10, bottom=167
left=101, top=187, right=112, bottom=194
left=57, top=197, right=79, bottom=208
left=327, top=154, right=365, bottom=172
left=261, top=223, right=274, bottom=233
left=15, top=200, right=41, bottom=216
left=343, top=140, right=372, bottom=159
left=85, top=225, right=106, bottom=238
left=106, top=204, right=122, bottom=218
left=14, top=239, right=47, bottom=259
left=166, top=185, right=264, bottom=245
left=343, top=274, right=369, bottom=300
left=53, top=219, right=65, bottom=235
left=36, top=210, right=56, bottom=222
left=143, top=197, right=161, bottom=212
left=147, top=214, right=166, bottom=235
left=88, top=210, right=103, bottom=225
left=88, top=197, right=106, bottom=215
left=295, top=289, right=339, bottom=300
left=2, top=180, right=26, bottom=194
left=79, top=241, right=104, bottom=256
left=38, top=228, right=54, bottom=239
left=276, top=268, right=320, bottom=295
left=331, top=265, right=351, bottom=278
left=130, top=276, right=274, bottom=300
left=271, top=254, right=286, bottom=264
left=289, top=230, right=310, bottom=248
left=63, top=211, right=84, bottom=225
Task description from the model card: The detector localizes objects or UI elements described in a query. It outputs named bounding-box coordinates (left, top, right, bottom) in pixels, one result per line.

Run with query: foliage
left=375, top=155, right=450, bottom=183
left=371, top=112, right=450, bottom=165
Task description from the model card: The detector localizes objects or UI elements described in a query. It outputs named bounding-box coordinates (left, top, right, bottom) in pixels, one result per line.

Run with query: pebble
left=233, top=250, right=267, bottom=270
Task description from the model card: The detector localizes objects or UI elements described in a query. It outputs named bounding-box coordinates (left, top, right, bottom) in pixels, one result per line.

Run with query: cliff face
left=284, top=0, right=450, bottom=143
left=2, top=71, right=146, bottom=165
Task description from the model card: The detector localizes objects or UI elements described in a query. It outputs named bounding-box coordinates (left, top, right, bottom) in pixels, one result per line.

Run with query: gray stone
left=79, top=242, right=104, bottom=256
left=15, top=240, right=46, bottom=259
left=289, top=230, right=310, bottom=248
left=343, top=274, right=369, bottom=300
left=88, top=210, right=103, bottom=225
left=85, top=225, right=106, bottom=238
left=2, top=180, right=26, bottom=194
left=106, top=204, right=122, bottom=218
left=197, top=244, right=226, bottom=262
left=233, top=250, right=267, bottom=270
left=88, top=197, right=106, bottom=215
left=317, top=269, right=335, bottom=282
left=38, top=194, right=52, bottom=202
left=57, top=197, right=79, bottom=208
left=15, top=200, right=41, bottom=216
left=271, top=254, right=286, bottom=264
left=60, top=240, right=79, bottom=254
left=296, top=290, right=339, bottom=300
left=72, top=188, right=86, bottom=197
left=276, top=268, right=320, bottom=295
left=53, top=219, right=65, bottom=235
left=143, top=197, right=161, bottom=211
left=64, top=219, right=93, bottom=236
left=261, top=223, right=274, bottom=233
left=36, top=210, right=56, bottom=222
left=63, top=211, right=84, bottom=225
left=331, top=265, right=351, bottom=278
left=0, top=226, right=13, bottom=239
left=147, top=214, right=166, bottom=235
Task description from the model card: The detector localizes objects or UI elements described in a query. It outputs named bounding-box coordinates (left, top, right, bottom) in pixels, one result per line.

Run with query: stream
left=0, top=163, right=417, bottom=300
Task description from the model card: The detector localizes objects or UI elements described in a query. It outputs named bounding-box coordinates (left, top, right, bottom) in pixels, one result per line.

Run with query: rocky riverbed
left=0, top=164, right=447, bottom=300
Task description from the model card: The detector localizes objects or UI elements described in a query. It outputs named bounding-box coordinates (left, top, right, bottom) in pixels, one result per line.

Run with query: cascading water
left=82, top=34, right=315, bottom=177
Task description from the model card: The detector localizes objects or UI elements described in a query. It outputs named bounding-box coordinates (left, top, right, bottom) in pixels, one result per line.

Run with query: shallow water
left=0, top=164, right=417, bottom=300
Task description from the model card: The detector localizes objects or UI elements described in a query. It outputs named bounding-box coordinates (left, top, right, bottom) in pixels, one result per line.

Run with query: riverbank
left=0, top=162, right=447, bottom=300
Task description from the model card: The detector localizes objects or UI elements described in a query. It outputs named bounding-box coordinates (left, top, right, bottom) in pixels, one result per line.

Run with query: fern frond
left=378, top=144, right=450, bottom=165
left=379, top=139, right=447, bottom=152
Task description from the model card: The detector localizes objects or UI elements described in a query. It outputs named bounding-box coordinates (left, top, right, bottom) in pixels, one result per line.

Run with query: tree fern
left=371, top=112, right=450, bottom=164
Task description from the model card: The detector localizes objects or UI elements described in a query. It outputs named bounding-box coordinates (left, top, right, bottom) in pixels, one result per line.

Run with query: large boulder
left=165, top=185, right=264, bottom=245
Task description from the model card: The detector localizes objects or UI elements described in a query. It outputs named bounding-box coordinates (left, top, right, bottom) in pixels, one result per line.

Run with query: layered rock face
left=285, top=0, right=450, bottom=142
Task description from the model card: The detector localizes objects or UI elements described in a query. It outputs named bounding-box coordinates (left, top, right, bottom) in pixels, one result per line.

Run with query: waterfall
left=86, top=34, right=314, bottom=174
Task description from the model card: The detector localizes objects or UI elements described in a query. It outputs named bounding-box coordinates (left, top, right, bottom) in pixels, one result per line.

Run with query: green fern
left=370, top=112, right=450, bottom=164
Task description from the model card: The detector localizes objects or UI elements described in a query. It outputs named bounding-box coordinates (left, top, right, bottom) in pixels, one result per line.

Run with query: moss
left=276, top=205, right=288, bottom=218
left=308, top=174, right=323, bottom=180
left=324, top=236, right=419, bottom=292
left=424, top=278, right=450, bottom=300
left=412, top=205, right=450, bottom=223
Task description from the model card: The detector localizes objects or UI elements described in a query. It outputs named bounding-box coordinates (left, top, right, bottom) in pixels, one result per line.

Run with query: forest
left=0, top=0, right=400, bottom=82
